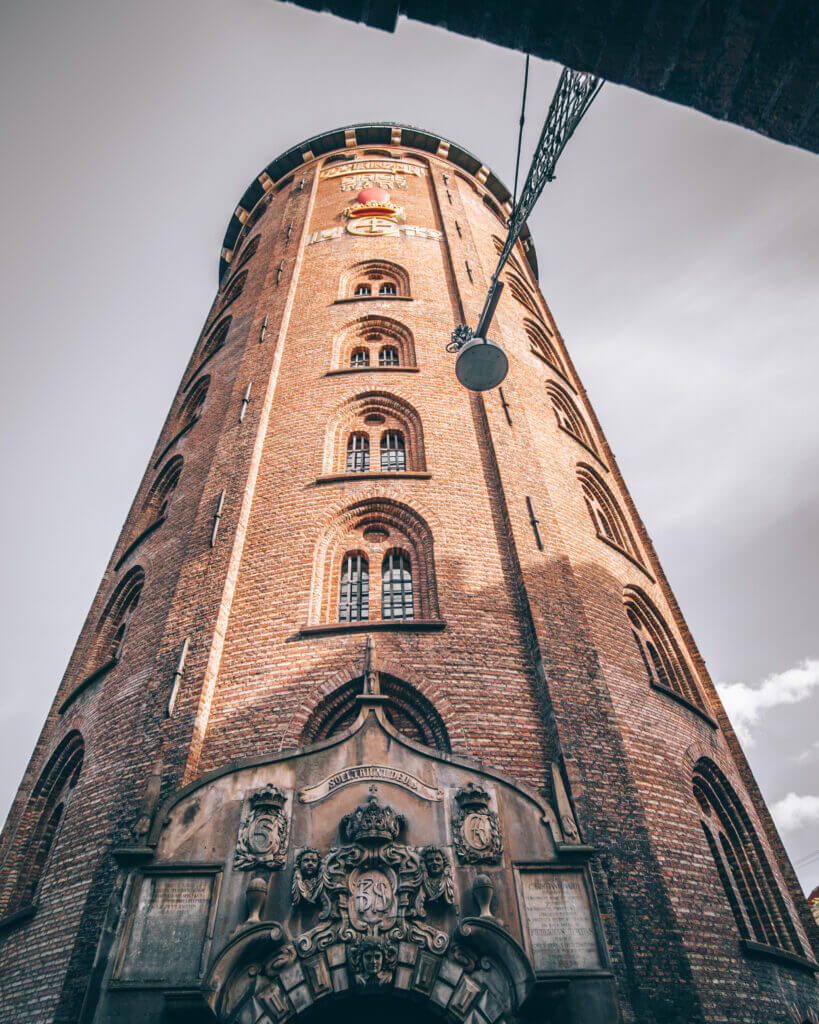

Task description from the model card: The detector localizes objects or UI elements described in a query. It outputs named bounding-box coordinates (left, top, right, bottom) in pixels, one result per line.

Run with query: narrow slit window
left=346, top=434, right=370, bottom=473
left=382, top=551, right=414, bottom=620
left=339, top=553, right=369, bottom=622
left=380, top=432, right=406, bottom=472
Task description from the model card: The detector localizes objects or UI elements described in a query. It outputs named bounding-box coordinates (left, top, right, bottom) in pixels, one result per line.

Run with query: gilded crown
left=248, top=783, right=286, bottom=812
left=454, top=783, right=491, bottom=811
left=341, top=793, right=404, bottom=844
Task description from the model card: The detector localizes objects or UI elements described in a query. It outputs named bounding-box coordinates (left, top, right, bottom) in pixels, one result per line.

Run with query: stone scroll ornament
left=234, top=784, right=290, bottom=871
left=290, top=788, right=455, bottom=963
left=451, top=783, right=503, bottom=864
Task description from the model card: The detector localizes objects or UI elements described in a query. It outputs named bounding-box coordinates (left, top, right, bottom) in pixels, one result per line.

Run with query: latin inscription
left=299, top=764, right=442, bottom=803
left=305, top=224, right=443, bottom=246
left=118, top=874, right=215, bottom=983
left=519, top=871, right=601, bottom=973
left=321, top=161, right=425, bottom=180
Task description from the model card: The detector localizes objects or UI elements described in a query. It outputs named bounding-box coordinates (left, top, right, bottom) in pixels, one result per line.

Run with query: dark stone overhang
left=219, top=122, right=538, bottom=281
left=273, top=0, right=819, bottom=156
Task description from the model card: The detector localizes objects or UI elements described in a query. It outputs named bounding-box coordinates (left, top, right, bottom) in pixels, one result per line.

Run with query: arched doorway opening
left=298, top=991, right=449, bottom=1024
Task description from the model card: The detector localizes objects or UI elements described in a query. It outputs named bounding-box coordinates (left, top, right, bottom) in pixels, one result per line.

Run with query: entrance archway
left=298, top=991, right=449, bottom=1024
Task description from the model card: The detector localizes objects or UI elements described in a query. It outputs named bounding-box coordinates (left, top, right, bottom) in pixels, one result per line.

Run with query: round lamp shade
left=455, top=336, right=509, bottom=391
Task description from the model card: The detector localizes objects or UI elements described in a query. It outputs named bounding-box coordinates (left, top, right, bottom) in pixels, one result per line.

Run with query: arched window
left=311, top=498, right=439, bottom=625
left=507, top=274, right=539, bottom=316
left=90, top=567, right=145, bottom=670
left=1, top=732, right=84, bottom=916
left=379, top=345, right=399, bottom=367
left=302, top=674, right=450, bottom=752
left=346, top=433, right=369, bottom=473
left=219, top=269, right=247, bottom=313
left=350, top=348, right=370, bottom=368
left=339, top=553, right=369, bottom=622
left=523, top=319, right=564, bottom=374
left=340, top=261, right=410, bottom=301
left=577, top=466, right=639, bottom=559
left=195, top=316, right=231, bottom=371
left=178, top=376, right=209, bottom=432
left=693, top=758, right=803, bottom=955
left=335, top=316, right=416, bottom=371
left=624, top=587, right=707, bottom=713
left=232, top=232, right=261, bottom=269
left=132, top=456, right=183, bottom=544
left=547, top=383, right=596, bottom=452
left=382, top=550, right=413, bottom=620
left=380, top=432, right=406, bottom=472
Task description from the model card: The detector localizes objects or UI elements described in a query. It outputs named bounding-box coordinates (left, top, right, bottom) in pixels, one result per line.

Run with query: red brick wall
left=0, top=138, right=815, bottom=1023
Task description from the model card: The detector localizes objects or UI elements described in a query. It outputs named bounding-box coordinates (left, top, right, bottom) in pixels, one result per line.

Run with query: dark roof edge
left=219, top=122, right=538, bottom=281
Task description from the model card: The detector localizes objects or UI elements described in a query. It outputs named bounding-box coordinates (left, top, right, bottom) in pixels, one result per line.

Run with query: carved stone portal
left=291, top=789, right=455, bottom=958
left=451, top=783, right=503, bottom=864
left=234, top=784, right=289, bottom=871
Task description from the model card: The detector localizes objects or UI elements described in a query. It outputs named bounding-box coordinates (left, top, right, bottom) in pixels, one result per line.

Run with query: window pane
left=340, top=554, right=369, bottom=621
left=382, top=552, right=413, bottom=619
left=380, top=432, right=406, bottom=472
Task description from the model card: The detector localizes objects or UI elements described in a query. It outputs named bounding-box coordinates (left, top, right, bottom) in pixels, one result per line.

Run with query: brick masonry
left=0, top=127, right=816, bottom=1023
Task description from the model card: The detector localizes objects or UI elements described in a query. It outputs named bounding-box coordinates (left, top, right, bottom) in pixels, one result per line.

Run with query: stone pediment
left=96, top=706, right=614, bottom=1024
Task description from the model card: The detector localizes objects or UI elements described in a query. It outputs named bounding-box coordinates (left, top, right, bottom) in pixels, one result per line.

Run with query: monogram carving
left=451, top=783, right=503, bottom=864
left=290, top=789, right=454, bottom=959
left=234, top=785, right=289, bottom=871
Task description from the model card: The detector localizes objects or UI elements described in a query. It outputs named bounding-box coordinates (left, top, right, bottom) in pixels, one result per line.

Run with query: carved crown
left=454, top=783, right=491, bottom=812
left=341, top=793, right=404, bottom=844
left=248, top=783, right=286, bottom=812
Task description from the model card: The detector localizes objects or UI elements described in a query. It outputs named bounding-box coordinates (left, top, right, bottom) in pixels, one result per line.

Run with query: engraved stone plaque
left=117, top=871, right=219, bottom=983
left=518, top=870, right=602, bottom=973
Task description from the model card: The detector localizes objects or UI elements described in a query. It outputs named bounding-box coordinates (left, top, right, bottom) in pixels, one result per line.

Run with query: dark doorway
left=298, top=992, right=448, bottom=1024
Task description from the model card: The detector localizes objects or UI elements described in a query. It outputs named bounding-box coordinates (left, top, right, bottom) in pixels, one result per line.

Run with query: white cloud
left=771, top=793, right=819, bottom=832
left=716, top=658, right=819, bottom=745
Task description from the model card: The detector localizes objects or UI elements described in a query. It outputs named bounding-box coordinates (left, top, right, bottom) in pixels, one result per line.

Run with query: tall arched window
left=524, top=319, right=564, bottom=374
left=346, top=433, right=369, bottom=473
left=547, top=383, right=596, bottom=453
left=350, top=348, right=370, bottom=368
left=1, top=731, right=84, bottom=916
left=624, top=587, right=707, bottom=713
left=382, top=550, right=413, bottom=620
left=577, top=466, right=639, bottom=559
left=380, top=432, right=406, bottom=472
left=178, top=376, right=209, bottom=432
left=379, top=345, right=399, bottom=367
left=219, top=269, right=247, bottom=312
left=141, top=456, right=183, bottom=528
left=339, top=553, right=369, bottom=622
left=693, top=758, right=803, bottom=955
left=91, top=567, right=145, bottom=670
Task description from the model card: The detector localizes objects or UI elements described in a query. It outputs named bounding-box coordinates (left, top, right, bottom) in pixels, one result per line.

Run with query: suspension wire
left=512, top=55, right=530, bottom=208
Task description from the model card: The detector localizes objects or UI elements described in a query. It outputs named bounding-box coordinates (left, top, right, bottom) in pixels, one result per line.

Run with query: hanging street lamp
left=449, top=66, right=603, bottom=391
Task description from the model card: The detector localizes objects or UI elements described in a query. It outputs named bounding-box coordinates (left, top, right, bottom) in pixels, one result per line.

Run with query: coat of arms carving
left=234, top=784, right=289, bottom=871
left=291, top=788, right=454, bottom=963
left=451, top=783, right=503, bottom=864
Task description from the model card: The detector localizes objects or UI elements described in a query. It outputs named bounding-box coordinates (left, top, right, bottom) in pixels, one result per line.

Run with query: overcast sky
left=1, top=0, right=817, bottom=892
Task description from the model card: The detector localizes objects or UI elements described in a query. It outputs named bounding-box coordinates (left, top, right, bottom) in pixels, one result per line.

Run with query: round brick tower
left=0, top=124, right=816, bottom=1024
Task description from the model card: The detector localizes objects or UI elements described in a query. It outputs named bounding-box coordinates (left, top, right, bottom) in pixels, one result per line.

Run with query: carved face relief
left=299, top=849, right=321, bottom=880
left=423, top=847, right=445, bottom=877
